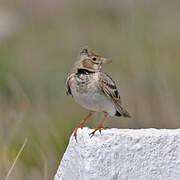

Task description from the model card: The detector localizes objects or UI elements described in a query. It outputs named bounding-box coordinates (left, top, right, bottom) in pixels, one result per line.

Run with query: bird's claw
left=74, top=128, right=78, bottom=142
left=89, top=126, right=105, bottom=138
left=74, top=125, right=84, bottom=142
left=89, top=131, right=96, bottom=138
left=74, top=131, right=77, bottom=142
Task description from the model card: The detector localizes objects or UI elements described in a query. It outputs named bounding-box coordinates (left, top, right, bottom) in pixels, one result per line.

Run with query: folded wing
left=99, top=72, right=131, bottom=117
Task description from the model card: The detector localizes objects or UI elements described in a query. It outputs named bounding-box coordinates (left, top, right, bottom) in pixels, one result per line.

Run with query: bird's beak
left=101, top=58, right=112, bottom=65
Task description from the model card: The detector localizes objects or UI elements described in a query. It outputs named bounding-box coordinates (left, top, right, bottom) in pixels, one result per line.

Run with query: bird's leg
left=89, top=113, right=108, bottom=138
left=74, top=112, right=94, bottom=142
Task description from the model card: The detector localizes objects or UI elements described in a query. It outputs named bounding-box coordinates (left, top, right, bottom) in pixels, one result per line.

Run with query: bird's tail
left=115, top=103, right=131, bottom=118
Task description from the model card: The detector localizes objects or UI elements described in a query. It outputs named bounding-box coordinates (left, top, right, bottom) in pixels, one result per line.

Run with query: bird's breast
left=69, top=73, right=116, bottom=116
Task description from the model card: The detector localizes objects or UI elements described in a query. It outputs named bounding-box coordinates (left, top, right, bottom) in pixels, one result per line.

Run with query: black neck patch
left=77, top=69, right=95, bottom=75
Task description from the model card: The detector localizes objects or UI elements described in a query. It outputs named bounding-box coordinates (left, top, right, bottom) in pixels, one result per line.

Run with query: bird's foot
left=74, top=125, right=84, bottom=142
left=89, top=126, right=106, bottom=138
left=73, top=112, right=94, bottom=142
left=74, top=128, right=78, bottom=142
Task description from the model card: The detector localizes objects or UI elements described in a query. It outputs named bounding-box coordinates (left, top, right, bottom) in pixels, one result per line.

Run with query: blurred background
left=0, top=0, right=180, bottom=179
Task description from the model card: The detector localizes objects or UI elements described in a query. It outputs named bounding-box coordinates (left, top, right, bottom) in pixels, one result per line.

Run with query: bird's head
left=73, top=47, right=112, bottom=73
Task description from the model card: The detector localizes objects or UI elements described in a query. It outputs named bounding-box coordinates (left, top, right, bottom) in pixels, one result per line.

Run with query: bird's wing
left=99, top=72, right=130, bottom=117
left=65, top=73, right=74, bottom=96
left=99, top=72, right=122, bottom=104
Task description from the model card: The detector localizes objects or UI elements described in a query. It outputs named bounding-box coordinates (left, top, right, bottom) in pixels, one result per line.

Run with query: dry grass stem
left=4, top=138, right=28, bottom=180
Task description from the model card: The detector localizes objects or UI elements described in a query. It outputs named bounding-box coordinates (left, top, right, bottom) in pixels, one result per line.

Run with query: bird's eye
left=92, top=57, right=97, bottom=61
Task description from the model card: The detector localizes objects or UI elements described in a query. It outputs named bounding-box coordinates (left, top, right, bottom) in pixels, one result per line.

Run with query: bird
left=66, top=47, right=131, bottom=141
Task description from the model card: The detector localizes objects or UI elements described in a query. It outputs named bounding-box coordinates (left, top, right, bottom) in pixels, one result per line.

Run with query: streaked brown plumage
left=66, top=47, right=130, bottom=141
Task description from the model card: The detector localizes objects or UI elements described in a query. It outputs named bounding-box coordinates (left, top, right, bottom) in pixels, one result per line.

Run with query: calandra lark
left=66, top=47, right=130, bottom=141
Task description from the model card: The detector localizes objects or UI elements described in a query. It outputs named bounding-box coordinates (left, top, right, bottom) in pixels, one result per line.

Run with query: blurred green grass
left=0, top=0, right=180, bottom=179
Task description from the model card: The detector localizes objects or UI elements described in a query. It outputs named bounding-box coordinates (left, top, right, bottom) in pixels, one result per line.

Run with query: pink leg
left=74, top=112, right=94, bottom=142
left=89, top=113, right=108, bottom=138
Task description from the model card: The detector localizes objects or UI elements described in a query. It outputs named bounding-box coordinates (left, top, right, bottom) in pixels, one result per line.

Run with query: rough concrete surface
left=54, top=128, right=180, bottom=180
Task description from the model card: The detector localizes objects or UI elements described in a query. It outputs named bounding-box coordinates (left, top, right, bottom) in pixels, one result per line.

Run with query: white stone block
left=54, top=128, right=180, bottom=180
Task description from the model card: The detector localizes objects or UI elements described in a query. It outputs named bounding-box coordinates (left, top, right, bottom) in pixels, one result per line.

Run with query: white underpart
left=70, top=74, right=116, bottom=116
